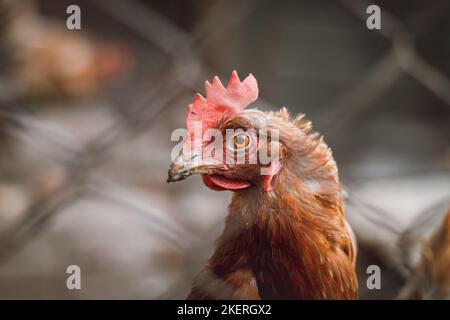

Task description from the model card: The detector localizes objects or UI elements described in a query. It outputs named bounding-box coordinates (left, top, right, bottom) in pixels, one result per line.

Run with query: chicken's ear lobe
left=261, top=159, right=282, bottom=192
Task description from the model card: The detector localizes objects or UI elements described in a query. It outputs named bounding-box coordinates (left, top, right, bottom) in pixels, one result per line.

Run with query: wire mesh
left=0, top=0, right=449, bottom=299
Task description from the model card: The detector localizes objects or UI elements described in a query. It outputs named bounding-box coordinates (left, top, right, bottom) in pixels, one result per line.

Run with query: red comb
left=186, top=71, right=258, bottom=139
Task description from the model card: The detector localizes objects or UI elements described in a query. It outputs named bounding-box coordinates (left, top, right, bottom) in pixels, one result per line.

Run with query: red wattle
left=202, top=175, right=251, bottom=191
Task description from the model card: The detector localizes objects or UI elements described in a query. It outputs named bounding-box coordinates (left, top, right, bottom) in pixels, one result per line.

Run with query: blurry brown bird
left=399, top=207, right=450, bottom=299
left=0, top=0, right=132, bottom=101
left=168, top=71, right=358, bottom=299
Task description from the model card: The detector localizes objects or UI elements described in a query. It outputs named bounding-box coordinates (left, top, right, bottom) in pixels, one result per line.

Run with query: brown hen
left=168, top=71, right=357, bottom=299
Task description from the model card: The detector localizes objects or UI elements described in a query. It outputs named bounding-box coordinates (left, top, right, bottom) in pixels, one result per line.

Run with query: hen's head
left=168, top=71, right=328, bottom=193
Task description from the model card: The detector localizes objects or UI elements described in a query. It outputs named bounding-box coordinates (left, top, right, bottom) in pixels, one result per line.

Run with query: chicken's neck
left=208, top=146, right=357, bottom=299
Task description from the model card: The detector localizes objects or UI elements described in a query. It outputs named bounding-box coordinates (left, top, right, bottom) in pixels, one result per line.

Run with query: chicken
left=0, top=0, right=131, bottom=101
left=398, top=207, right=450, bottom=299
left=167, top=71, right=358, bottom=299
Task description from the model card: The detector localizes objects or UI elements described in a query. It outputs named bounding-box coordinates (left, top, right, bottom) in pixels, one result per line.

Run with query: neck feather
left=216, top=132, right=357, bottom=299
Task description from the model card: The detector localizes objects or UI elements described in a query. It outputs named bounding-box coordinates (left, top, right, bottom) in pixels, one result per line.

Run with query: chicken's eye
left=233, top=133, right=250, bottom=149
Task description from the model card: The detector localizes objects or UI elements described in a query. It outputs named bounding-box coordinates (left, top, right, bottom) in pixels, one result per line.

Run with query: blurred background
left=0, top=0, right=449, bottom=299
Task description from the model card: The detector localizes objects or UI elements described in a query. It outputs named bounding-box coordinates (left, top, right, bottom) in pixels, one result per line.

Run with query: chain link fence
left=0, top=0, right=449, bottom=298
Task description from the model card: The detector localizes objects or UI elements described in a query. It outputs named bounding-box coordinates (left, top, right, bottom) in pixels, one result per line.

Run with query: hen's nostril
left=188, top=153, right=199, bottom=161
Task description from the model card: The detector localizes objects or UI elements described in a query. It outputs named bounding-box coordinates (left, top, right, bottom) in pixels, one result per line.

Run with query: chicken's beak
left=167, top=152, right=209, bottom=183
